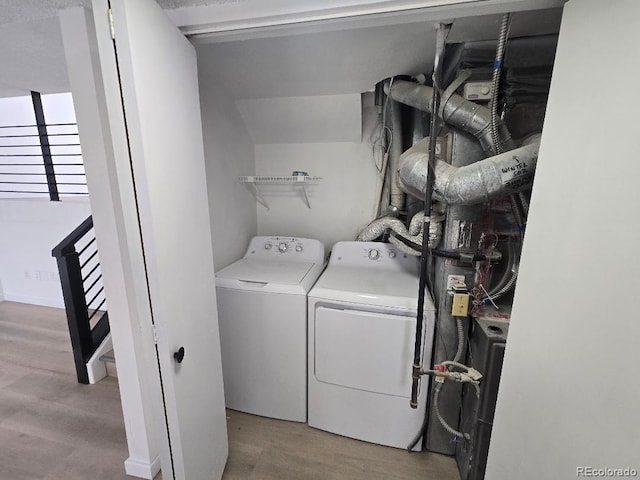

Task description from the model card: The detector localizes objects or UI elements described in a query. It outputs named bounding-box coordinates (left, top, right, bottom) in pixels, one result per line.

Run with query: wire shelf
left=238, top=175, right=322, bottom=184
left=238, top=175, right=322, bottom=209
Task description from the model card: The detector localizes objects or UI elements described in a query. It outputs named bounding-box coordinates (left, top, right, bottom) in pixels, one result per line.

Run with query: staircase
left=52, top=215, right=111, bottom=384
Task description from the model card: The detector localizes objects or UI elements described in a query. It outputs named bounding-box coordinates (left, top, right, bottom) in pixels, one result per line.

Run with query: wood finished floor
left=0, top=301, right=459, bottom=480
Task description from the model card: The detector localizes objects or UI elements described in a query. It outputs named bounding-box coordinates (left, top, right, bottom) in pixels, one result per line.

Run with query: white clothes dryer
left=216, top=236, right=324, bottom=422
left=307, top=241, right=435, bottom=449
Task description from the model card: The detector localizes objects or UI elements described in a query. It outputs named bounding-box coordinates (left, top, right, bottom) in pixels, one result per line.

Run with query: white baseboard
left=124, top=455, right=162, bottom=479
left=3, top=293, right=64, bottom=309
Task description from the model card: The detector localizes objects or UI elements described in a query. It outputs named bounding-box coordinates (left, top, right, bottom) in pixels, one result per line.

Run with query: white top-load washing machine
left=215, top=236, right=324, bottom=422
left=307, top=241, right=436, bottom=449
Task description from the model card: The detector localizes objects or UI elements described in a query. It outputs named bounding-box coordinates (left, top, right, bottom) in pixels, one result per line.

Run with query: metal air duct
left=384, top=79, right=516, bottom=156
left=398, top=134, right=540, bottom=205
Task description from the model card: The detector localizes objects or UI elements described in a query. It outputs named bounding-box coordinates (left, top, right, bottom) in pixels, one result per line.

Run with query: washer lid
left=216, top=258, right=315, bottom=285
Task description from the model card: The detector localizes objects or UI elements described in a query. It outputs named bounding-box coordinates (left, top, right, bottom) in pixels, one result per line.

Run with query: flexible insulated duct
left=398, top=134, right=540, bottom=205
left=356, top=212, right=444, bottom=249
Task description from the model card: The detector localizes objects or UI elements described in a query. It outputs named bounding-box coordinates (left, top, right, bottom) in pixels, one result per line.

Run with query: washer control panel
left=245, top=236, right=324, bottom=264
left=328, top=241, right=418, bottom=273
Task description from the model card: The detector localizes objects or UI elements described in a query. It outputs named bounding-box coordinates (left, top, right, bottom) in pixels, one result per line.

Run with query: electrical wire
left=372, top=126, right=392, bottom=173
left=389, top=231, right=501, bottom=262
left=375, top=77, right=397, bottom=216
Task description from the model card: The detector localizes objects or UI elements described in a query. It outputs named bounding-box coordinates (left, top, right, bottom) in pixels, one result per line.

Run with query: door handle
left=173, top=346, right=185, bottom=364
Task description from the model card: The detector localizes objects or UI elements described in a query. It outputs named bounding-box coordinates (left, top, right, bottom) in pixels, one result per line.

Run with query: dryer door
left=314, top=306, right=425, bottom=397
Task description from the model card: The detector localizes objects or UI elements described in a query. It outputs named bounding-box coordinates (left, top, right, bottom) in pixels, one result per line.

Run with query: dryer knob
left=368, top=249, right=380, bottom=260
left=264, top=242, right=272, bottom=250
left=295, top=245, right=303, bottom=252
left=278, top=242, right=288, bottom=253
left=388, top=251, right=397, bottom=259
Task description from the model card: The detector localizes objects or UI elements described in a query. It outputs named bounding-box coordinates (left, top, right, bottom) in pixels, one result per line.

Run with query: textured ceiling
left=0, top=0, right=218, bottom=97
left=0, top=0, right=238, bottom=25
left=0, top=0, right=266, bottom=97
left=0, top=16, right=70, bottom=98
left=0, top=0, right=89, bottom=25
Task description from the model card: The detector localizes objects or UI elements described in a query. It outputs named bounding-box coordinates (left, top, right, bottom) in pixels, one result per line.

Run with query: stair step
left=99, top=350, right=115, bottom=364
left=99, top=349, right=117, bottom=378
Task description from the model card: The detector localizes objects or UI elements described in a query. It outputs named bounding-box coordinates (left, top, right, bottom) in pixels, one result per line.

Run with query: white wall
left=61, top=7, right=163, bottom=478
left=0, top=198, right=91, bottom=307
left=236, top=95, right=362, bottom=144
left=0, top=91, right=91, bottom=308
left=255, top=142, right=378, bottom=251
left=200, top=88, right=377, bottom=258
left=199, top=81, right=257, bottom=269
left=248, top=92, right=379, bottom=252
left=486, top=1, right=640, bottom=478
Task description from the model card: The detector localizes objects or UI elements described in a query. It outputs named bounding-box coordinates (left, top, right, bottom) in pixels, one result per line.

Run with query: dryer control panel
left=244, top=236, right=325, bottom=264
left=328, top=241, right=418, bottom=273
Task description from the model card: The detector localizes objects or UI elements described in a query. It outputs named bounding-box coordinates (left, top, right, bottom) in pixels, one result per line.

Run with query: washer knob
left=295, top=245, right=303, bottom=252
left=264, top=242, right=272, bottom=250
left=388, top=251, right=397, bottom=259
left=278, top=242, right=288, bottom=253
left=368, top=249, right=380, bottom=260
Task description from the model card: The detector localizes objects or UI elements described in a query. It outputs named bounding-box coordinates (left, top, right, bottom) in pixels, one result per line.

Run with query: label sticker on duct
left=454, top=220, right=473, bottom=249
left=500, top=154, right=534, bottom=191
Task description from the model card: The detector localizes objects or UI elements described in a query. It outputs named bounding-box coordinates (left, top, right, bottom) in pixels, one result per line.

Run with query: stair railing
left=52, top=215, right=109, bottom=384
